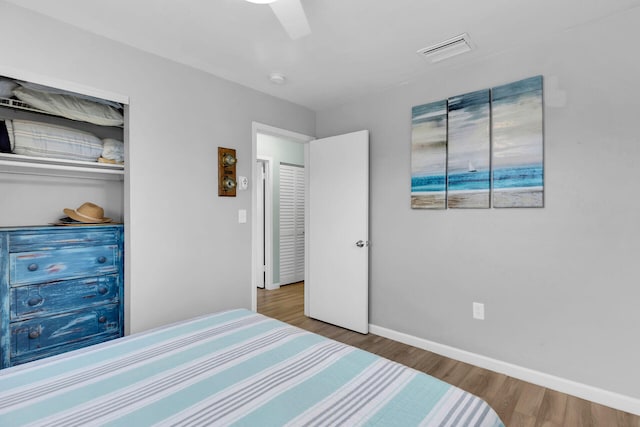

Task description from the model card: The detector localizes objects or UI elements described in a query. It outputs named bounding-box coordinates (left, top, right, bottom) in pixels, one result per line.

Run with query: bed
left=0, top=309, right=504, bottom=426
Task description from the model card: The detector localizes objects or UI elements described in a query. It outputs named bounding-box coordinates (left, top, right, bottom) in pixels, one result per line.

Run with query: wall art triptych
left=411, top=75, right=544, bottom=209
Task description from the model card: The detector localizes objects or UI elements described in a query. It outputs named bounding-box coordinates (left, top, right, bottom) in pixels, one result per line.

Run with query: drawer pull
left=98, top=286, right=109, bottom=295
left=28, top=330, right=40, bottom=339
left=27, top=296, right=43, bottom=306
left=28, top=263, right=39, bottom=272
left=98, top=316, right=107, bottom=323
left=97, top=256, right=107, bottom=264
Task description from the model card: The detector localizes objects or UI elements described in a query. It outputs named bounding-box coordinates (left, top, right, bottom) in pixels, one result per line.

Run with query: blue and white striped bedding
left=0, top=309, right=504, bottom=426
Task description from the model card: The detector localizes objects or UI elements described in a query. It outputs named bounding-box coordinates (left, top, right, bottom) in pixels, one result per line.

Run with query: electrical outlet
left=473, top=302, right=485, bottom=320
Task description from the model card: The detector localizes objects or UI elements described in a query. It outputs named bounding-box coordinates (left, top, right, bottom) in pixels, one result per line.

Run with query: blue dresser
left=0, top=225, right=124, bottom=368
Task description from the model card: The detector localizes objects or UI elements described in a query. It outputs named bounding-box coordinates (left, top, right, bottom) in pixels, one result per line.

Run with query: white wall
left=0, top=1, right=315, bottom=333
left=316, top=8, right=640, bottom=401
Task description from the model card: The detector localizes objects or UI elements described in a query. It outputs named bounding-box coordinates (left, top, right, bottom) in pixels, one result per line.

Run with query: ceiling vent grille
left=417, top=33, right=472, bottom=63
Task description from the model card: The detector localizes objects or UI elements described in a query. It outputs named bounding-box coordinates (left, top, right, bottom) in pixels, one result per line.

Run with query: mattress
left=0, top=309, right=504, bottom=426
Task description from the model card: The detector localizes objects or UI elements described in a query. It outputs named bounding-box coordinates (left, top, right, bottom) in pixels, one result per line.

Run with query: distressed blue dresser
left=0, top=225, right=124, bottom=369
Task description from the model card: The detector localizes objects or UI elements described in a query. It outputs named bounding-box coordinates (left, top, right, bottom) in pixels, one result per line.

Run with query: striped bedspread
left=0, top=309, right=504, bottom=426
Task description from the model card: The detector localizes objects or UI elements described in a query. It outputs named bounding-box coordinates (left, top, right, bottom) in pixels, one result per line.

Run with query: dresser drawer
left=7, top=229, right=121, bottom=252
left=10, top=333, right=121, bottom=367
left=9, top=245, right=120, bottom=285
left=10, top=304, right=121, bottom=358
left=10, top=275, right=120, bottom=321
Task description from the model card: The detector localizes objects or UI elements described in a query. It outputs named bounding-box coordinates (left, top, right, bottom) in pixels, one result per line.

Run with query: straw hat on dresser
left=63, top=202, right=112, bottom=224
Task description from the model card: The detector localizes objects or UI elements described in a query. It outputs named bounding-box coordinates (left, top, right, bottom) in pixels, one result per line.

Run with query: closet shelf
left=0, top=153, right=124, bottom=181
left=0, top=97, right=41, bottom=115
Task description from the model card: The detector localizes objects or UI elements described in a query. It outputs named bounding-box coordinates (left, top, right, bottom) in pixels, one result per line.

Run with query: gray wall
left=0, top=1, right=315, bottom=333
left=316, top=9, right=640, bottom=398
left=257, top=133, right=305, bottom=285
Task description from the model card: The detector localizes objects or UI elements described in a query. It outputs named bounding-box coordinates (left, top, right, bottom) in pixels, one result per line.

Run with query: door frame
left=251, top=122, right=314, bottom=312
left=255, top=157, right=274, bottom=290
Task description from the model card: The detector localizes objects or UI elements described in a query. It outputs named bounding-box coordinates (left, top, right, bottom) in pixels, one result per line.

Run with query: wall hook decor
left=218, top=147, right=237, bottom=197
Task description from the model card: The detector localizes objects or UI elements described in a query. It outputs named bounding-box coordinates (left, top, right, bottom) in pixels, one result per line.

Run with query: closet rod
left=0, top=167, right=124, bottom=181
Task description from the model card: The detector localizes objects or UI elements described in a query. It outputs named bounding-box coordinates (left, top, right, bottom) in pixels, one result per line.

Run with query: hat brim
left=63, top=208, right=112, bottom=223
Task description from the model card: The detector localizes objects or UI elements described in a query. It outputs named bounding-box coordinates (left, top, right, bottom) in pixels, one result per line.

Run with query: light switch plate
left=473, top=302, right=485, bottom=320
left=238, top=209, right=247, bottom=224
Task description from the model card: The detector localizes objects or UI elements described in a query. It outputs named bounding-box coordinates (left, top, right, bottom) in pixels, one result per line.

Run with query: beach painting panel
left=492, top=76, right=544, bottom=208
left=411, top=100, right=448, bottom=209
left=447, top=89, right=491, bottom=208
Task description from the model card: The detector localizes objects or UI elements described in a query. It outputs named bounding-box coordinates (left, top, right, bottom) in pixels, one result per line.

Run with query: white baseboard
left=369, top=323, right=640, bottom=416
left=265, top=282, right=280, bottom=291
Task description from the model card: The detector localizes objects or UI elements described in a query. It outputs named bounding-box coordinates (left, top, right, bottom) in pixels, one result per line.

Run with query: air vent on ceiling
left=417, top=33, right=472, bottom=63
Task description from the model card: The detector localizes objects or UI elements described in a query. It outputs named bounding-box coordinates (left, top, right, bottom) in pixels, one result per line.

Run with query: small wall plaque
left=218, top=147, right=237, bottom=197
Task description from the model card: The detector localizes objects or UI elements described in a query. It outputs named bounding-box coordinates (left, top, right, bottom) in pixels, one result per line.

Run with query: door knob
left=355, top=240, right=369, bottom=248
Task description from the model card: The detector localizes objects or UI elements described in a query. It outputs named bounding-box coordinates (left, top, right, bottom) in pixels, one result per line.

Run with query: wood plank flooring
left=257, top=282, right=640, bottom=427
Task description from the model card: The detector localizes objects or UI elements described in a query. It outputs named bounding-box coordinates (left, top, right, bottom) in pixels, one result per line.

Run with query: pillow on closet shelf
left=0, top=77, right=17, bottom=98
left=15, top=80, right=123, bottom=109
left=101, top=138, right=124, bottom=163
left=12, top=86, right=124, bottom=127
left=4, top=120, right=14, bottom=151
left=9, top=119, right=103, bottom=162
left=0, top=121, right=12, bottom=153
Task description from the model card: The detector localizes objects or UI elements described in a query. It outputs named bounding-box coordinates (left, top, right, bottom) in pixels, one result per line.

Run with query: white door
left=306, top=130, right=369, bottom=334
left=280, top=164, right=305, bottom=285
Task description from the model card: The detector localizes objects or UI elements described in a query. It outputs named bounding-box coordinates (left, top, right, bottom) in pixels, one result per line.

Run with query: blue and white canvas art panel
left=492, top=76, right=544, bottom=208
left=447, top=89, right=491, bottom=208
left=411, top=100, right=447, bottom=209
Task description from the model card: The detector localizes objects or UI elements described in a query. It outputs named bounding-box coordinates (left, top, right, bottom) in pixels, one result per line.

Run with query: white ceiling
left=6, top=0, right=640, bottom=111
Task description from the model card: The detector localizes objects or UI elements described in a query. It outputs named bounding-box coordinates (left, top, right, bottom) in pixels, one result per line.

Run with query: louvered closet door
left=279, top=164, right=305, bottom=286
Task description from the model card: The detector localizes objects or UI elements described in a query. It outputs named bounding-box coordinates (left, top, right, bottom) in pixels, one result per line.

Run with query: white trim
left=253, top=123, right=313, bottom=143
left=256, top=157, right=274, bottom=291
left=255, top=159, right=266, bottom=289
left=303, top=144, right=310, bottom=317
left=263, top=157, right=274, bottom=291
left=0, top=65, right=129, bottom=104
left=369, top=323, right=640, bottom=416
left=251, top=122, right=314, bottom=313
left=266, top=282, right=281, bottom=291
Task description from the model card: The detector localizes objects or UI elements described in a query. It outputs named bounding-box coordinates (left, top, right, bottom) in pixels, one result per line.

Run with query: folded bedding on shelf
left=0, top=77, right=17, bottom=98
left=102, top=138, right=124, bottom=163
left=13, top=86, right=124, bottom=127
left=16, top=80, right=123, bottom=109
left=6, top=119, right=103, bottom=162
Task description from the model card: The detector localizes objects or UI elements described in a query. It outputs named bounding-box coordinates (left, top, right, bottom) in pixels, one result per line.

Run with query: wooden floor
left=257, top=282, right=639, bottom=427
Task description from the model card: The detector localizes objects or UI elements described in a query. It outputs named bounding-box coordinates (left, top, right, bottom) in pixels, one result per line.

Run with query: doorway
left=251, top=123, right=314, bottom=312
left=251, top=124, right=370, bottom=334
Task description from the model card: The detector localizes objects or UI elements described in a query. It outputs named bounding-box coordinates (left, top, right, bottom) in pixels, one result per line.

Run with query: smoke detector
left=417, top=33, right=473, bottom=63
left=269, top=72, right=287, bottom=85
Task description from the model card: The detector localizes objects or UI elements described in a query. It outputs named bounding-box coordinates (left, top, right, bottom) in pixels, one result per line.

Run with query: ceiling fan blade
left=269, top=0, right=311, bottom=40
